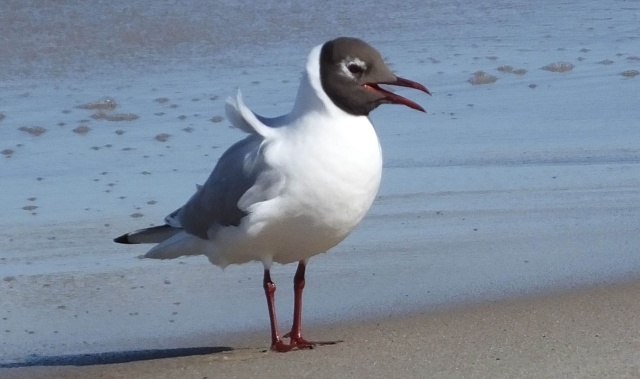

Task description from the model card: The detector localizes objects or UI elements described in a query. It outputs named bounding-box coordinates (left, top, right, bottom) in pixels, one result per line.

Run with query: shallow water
left=1, top=0, right=639, bottom=365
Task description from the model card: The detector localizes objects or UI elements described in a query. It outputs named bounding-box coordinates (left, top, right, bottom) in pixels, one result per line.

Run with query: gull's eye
left=347, top=63, right=364, bottom=75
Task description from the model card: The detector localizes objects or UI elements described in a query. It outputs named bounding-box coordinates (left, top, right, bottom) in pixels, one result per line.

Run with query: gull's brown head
left=319, top=37, right=431, bottom=116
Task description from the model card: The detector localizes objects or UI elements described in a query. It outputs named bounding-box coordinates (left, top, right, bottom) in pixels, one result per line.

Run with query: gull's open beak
left=364, top=76, right=431, bottom=112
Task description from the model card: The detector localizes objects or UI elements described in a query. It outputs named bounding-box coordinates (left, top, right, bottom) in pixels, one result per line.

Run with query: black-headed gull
left=115, top=37, right=430, bottom=352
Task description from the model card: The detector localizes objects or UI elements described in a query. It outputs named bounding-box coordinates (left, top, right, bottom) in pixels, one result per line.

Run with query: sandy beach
left=2, top=1, right=639, bottom=378
left=2, top=279, right=639, bottom=378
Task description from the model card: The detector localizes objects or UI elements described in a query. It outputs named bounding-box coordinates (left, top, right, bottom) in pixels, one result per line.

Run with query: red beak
left=364, top=76, right=431, bottom=112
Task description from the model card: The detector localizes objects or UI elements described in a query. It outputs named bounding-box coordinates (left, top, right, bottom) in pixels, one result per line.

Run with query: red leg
left=284, top=261, right=315, bottom=348
left=264, top=263, right=340, bottom=352
left=263, top=269, right=293, bottom=352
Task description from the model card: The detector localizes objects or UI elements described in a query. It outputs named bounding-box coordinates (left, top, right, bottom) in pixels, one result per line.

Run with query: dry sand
left=3, top=279, right=639, bottom=379
left=2, top=2, right=640, bottom=378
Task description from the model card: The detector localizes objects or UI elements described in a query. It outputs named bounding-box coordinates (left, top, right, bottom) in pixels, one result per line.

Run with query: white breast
left=246, top=113, right=382, bottom=264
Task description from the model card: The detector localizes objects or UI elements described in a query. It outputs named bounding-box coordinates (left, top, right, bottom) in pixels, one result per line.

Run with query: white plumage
left=115, top=37, right=429, bottom=351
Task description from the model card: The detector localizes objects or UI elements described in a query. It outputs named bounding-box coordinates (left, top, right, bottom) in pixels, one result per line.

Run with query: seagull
left=114, top=37, right=430, bottom=352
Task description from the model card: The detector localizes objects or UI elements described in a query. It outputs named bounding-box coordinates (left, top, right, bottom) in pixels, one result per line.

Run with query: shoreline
left=3, top=278, right=639, bottom=378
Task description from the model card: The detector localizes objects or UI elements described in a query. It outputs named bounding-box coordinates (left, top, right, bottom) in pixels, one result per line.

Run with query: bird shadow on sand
left=0, top=346, right=233, bottom=368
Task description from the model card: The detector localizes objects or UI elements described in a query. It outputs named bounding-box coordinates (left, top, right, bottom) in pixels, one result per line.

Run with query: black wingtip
left=114, top=234, right=131, bottom=244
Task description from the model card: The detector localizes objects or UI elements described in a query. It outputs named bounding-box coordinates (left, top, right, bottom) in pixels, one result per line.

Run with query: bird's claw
left=271, top=334, right=342, bottom=352
left=270, top=333, right=317, bottom=352
left=270, top=339, right=314, bottom=352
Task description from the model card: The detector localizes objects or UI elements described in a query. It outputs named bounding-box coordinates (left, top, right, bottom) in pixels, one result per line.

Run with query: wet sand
left=2, top=1, right=640, bottom=377
left=3, top=279, right=639, bottom=379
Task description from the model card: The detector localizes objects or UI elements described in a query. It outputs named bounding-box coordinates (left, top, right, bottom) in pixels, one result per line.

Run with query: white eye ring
left=340, top=58, right=367, bottom=79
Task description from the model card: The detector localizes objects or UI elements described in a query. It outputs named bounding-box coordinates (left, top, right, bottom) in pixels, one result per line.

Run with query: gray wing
left=166, top=134, right=280, bottom=239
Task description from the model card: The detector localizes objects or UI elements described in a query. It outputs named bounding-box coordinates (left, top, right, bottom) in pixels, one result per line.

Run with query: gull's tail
left=113, top=225, right=180, bottom=244
left=114, top=226, right=205, bottom=260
